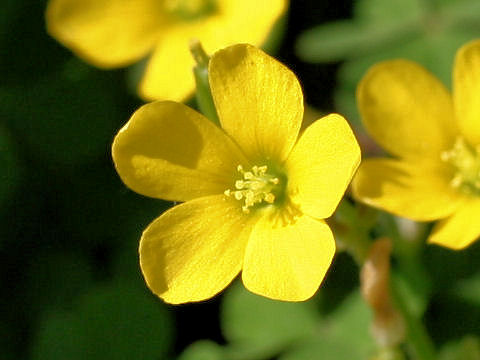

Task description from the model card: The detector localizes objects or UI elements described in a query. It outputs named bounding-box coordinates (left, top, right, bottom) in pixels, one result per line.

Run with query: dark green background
left=2, top=1, right=480, bottom=359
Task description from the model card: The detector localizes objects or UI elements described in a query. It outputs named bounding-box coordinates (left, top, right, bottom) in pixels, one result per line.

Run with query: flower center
left=164, top=0, right=217, bottom=21
left=225, top=165, right=284, bottom=213
left=441, top=137, right=480, bottom=195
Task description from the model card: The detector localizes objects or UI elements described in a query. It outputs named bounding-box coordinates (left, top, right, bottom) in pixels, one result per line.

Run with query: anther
left=441, top=137, right=480, bottom=195
left=235, top=180, right=245, bottom=189
left=224, top=164, right=282, bottom=213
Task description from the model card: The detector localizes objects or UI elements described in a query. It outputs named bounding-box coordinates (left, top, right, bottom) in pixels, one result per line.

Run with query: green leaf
left=31, top=311, right=81, bottom=360
left=32, top=282, right=174, bottom=360
left=280, top=336, right=364, bottom=360
left=279, top=291, right=375, bottom=360
left=296, top=20, right=421, bottom=63
left=454, top=271, right=480, bottom=306
left=296, top=0, right=425, bottom=63
left=220, top=281, right=320, bottom=357
left=178, top=340, right=224, bottom=360
left=354, top=0, right=425, bottom=24
left=439, top=336, right=480, bottom=360
left=334, top=30, right=479, bottom=126
left=438, top=0, right=480, bottom=31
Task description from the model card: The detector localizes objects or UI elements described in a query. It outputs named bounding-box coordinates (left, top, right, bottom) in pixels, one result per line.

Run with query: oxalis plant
left=33, top=1, right=480, bottom=360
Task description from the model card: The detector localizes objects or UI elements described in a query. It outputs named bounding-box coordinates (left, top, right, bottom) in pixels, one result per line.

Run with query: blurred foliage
left=438, top=336, right=480, bottom=360
left=31, top=282, right=174, bottom=360
left=1, top=0, right=479, bottom=359
left=0, top=60, right=120, bottom=165
left=0, top=126, right=22, bottom=217
left=180, top=283, right=375, bottom=360
left=221, top=280, right=320, bottom=358
left=296, top=0, right=480, bottom=132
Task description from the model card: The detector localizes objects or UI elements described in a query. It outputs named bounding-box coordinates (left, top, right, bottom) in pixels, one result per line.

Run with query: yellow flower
left=45, top=0, right=286, bottom=101
left=112, top=44, right=360, bottom=303
left=352, top=39, right=480, bottom=250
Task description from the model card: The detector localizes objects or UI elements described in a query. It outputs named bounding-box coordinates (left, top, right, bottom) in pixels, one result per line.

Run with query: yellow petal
left=242, top=213, right=335, bottom=301
left=112, top=101, right=247, bottom=202
left=454, top=39, right=480, bottom=145
left=46, top=0, right=163, bottom=68
left=212, top=0, right=287, bottom=48
left=139, top=0, right=287, bottom=101
left=352, top=158, right=464, bottom=221
left=209, top=44, right=303, bottom=163
left=286, top=114, right=360, bottom=219
left=140, top=195, right=252, bottom=304
left=429, top=199, right=480, bottom=250
left=357, top=60, right=457, bottom=159
left=139, top=26, right=198, bottom=101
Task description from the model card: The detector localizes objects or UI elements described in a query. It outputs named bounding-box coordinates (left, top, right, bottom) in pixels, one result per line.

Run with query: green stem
left=340, top=204, right=436, bottom=360
left=334, top=199, right=372, bottom=263
left=391, top=282, right=436, bottom=360
left=382, top=215, right=437, bottom=360
left=189, top=39, right=220, bottom=125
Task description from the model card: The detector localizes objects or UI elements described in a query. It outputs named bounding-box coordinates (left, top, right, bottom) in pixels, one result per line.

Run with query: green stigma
left=225, top=165, right=285, bottom=213
left=441, top=137, right=480, bottom=195
left=164, top=0, right=217, bottom=21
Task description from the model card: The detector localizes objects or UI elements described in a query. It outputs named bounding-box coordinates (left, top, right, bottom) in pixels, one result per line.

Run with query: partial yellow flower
left=352, top=39, right=480, bottom=250
left=112, top=44, right=360, bottom=303
left=45, top=0, right=286, bottom=101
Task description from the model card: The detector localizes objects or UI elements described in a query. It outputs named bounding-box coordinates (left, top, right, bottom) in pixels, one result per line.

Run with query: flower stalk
left=190, top=39, right=220, bottom=125
left=339, top=211, right=436, bottom=360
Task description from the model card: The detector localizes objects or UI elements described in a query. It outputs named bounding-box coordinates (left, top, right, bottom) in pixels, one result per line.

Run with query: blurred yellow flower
left=352, top=39, right=480, bottom=250
left=112, top=44, right=360, bottom=303
left=46, top=0, right=286, bottom=101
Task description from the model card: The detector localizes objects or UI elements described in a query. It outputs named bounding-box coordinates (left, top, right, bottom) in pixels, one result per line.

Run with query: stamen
left=441, top=137, right=480, bottom=195
left=225, top=164, right=282, bottom=213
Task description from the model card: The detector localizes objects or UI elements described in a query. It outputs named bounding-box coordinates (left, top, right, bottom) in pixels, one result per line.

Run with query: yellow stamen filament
left=225, top=165, right=280, bottom=213
left=441, top=137, right=480, bottom=195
